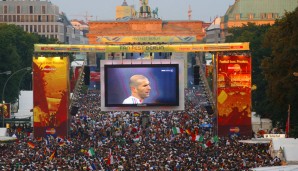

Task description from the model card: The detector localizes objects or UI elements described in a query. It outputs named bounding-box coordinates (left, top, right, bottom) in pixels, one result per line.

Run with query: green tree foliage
left=262, top=7, right=298, bottom=135
left=0, top=24, right=56, bottom=103
left=225, top=23, right=272, bottom=116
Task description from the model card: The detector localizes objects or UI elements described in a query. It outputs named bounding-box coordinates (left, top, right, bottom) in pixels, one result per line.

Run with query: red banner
left=33, top=57, right=70, bottom=138
left=2, top=103, right=10, bottom=118
left=216, top=55, right=252, bottom=137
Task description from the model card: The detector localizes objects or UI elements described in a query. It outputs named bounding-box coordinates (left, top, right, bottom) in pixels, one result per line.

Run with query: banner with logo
left=34, top=42, right=250, bottom=53
left=216, top=55, right=252, bottom=137
left=2, top=103, right=10, bottom=119
left=33, top=57, right=69, bottom=138
left=89, top=66, right=100, bottom=90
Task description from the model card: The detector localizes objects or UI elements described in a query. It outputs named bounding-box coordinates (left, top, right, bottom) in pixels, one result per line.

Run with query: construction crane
left=69, top=11, right=93, bottom=23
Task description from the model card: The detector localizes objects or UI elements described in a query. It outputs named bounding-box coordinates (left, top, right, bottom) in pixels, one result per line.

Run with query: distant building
left=0, top=0, right=85, bottom=44
left=116, top=0, right=136, bottom=20
left=70, top=19, right=89, bottom=38
left=220, top=0, right=298, bottom=42
left=205, top=17, right=221, bottom=43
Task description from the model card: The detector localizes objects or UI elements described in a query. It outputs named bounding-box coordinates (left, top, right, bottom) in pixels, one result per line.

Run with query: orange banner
left=216, top=55, right=252, bottom=137
left=33, top=57, right=69, bottom=138
left=3, top=103, right=10, bottom=119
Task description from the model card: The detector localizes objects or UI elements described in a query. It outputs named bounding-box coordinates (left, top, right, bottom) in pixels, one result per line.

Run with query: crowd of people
left=0, top=85, right=282, bottom=170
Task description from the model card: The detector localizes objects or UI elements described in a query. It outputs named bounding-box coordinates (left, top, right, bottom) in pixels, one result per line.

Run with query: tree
left=262, top=7, right=298, bottom=134
left=0, top=24, right=57, bottom=103
left=225, top=23, right=272, bottom=116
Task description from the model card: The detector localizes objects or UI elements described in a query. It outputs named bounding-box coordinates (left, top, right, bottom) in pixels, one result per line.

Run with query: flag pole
left=286, top=104, right=290, bottom=137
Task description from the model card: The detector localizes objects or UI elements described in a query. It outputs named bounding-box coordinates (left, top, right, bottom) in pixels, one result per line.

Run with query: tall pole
left=287, top=104, right=290, bottom=137
left=1, top=67, right=31, bottom=127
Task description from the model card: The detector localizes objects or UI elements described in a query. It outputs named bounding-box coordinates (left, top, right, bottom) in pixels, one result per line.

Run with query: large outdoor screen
left=101, top=59, right=185, bottom=111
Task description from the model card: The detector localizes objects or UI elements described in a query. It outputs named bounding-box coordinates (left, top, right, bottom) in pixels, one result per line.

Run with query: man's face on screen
left=135, top=78, right=151, bottom=99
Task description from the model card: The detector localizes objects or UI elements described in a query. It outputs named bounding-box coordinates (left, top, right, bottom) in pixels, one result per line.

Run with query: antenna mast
left=188, top=5, right=192, bottom=20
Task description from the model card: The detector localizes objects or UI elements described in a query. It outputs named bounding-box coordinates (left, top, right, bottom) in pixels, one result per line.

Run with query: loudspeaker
left=70, top=106, right=79, bottom=116
left=84, top=66, right=90, bottom=85
left=204, top=105, right=214, bottom=115
left=194, top=66, right=200, bottom=85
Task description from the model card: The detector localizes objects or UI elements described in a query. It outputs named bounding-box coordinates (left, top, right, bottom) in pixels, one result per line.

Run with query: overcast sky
left=49, top=0, right=235, bottom=22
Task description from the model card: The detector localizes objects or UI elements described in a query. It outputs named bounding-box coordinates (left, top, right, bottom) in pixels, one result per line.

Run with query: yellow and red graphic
left=205, top=65, right=213, bottom=78
left=216, top=55, right=252, bottom=137
left=33, top=56, right=69, bottom=138
left=2, top=103, right=11, bottom=118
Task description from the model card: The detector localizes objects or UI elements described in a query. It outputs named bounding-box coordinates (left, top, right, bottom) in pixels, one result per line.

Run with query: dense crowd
left=0, top=87, right=281, bottom=170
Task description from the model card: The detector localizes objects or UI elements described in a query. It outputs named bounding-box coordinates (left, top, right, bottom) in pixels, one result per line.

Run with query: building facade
left=220, top=0, right=298, bottom=42
left=0, top=0, right=84, bottom=44
left=205, top=17, right=221, bottom=43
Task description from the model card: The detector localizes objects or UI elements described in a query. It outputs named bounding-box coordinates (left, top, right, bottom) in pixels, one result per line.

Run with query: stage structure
left=32, top=56, right=70, bottom=138
left=33, top=42, right=251, bottom=137
left=216, top=54, right=252, bottom=137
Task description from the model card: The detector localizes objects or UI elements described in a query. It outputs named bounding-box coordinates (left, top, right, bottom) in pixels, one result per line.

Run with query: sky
left=49, top=0, right=235, bottom=22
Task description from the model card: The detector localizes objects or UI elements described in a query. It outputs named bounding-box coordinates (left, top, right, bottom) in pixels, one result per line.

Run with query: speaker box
left=194, top=66, right=200, bottom=85
left=204, top=105, right=214, bottom=114
left=84, top=66, right=90, bottom=85
left=70, top=106, right=79, bottom=116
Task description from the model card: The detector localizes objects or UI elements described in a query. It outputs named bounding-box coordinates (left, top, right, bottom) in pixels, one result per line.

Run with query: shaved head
left=128, top=74, right=151, bottom=100
left=129, top=75, right=148, bottom=87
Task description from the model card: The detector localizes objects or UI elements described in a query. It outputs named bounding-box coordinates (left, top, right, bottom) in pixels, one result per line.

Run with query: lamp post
left=0, top=71, right=12, bottom=75
left=1, top=67, right=31, bottom=127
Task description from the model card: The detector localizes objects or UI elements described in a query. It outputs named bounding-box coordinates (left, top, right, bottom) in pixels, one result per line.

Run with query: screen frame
left=104, top=64, right=179, bottom=107
left=100, top=59, right=185, bottom=111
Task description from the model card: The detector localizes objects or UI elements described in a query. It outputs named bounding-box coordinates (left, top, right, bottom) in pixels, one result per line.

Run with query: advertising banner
left=2, top=103, right=11, bottom=119
left=89, top=66, right=100, bottom=90
left=34, top=43, right=250, bottom=53
left=33, top=57, right=69, bottom=138
left=216, top=55, right=252, bottom=137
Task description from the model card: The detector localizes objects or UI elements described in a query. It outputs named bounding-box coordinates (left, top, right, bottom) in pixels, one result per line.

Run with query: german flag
left=36, top=137, right=43, bottom=141
left=49, top=151, right=56, bottom=161
left=185, top=129, right=191, bottom=135
left=27, top=142, right=35, bottom=149
left=58, top=142, right=66, bottom=147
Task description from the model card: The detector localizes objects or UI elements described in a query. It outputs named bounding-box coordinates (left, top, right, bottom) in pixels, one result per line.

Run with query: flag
left=56, top=136, right=63, bottom=142
left=88, top=148, right=95, bottom=157
left=36, top=137, right=43, bottom=141
left=27, top=142, right=35, bottom=149
left=59, top=142, right=66, bottom=147
left=211, top=136, right=219, bottom=143
left=66, top=139, right=72, bottom=145
left=206, top=140, right=212, bottom=147
left=89, top=163, right=96, bottom=170
left=202, top=144, right=208, bottom=149
left=45, top=137, right=50, bottom=146
left=192, top=135, right=204, bottom=142
left=172, top=127, right=183, bottom=134
left=133, top=135, right=140, bottom=142
left=185, top=129, right=191, bottom=135
left=107, top=149, right=113, bottom=165
left=286, top=105, right=290, bottom=137
left=49, top=151, right=56, bottom=160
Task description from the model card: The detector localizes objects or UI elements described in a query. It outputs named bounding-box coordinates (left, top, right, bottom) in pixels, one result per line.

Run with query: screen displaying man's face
left=133, top=78, right=151, bottom=99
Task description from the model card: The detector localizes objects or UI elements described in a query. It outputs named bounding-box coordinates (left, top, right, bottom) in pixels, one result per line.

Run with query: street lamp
left=1, top=67, right=31, bottom=127
left=0, top=71, right=12, bottom=75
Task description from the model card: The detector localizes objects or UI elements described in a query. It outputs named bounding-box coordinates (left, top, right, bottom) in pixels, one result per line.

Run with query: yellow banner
left=34, top=43, right=250, bottom=53
left=33, top=56, right=70, bottom=138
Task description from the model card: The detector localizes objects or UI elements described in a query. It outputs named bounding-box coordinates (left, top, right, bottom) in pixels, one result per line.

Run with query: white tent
left=250, top=165, right=298, bottom=171
left=271, top=138, right=298, bottom=163
left=13, top=90, right=33, bottom=119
